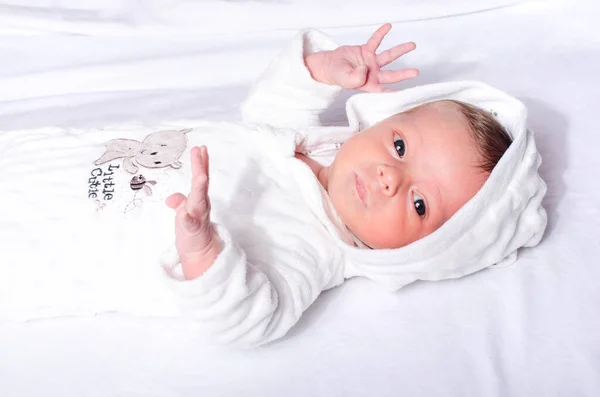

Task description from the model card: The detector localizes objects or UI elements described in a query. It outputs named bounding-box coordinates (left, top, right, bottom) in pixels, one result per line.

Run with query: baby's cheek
left=356, top=216, right=406, bottom=249
left=372, top=230, right=404, bottom=249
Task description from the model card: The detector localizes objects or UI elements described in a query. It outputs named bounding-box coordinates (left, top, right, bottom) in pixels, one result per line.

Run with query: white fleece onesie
left=0, top=30, right=547, bottom=348
left=160, top=30, right=548, bottom=347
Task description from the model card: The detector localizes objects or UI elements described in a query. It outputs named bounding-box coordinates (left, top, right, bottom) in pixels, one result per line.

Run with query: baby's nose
left=377, top=165, right=402, bottom=196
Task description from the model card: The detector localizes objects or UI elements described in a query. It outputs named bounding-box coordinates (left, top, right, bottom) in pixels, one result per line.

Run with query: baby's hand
left=305, top=23, right=419, bottom=92
left=166, top=146, right=222, bottom=280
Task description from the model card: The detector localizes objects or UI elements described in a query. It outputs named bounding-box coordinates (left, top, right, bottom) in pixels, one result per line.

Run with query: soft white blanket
left=0, top=0, right=525, bottom=35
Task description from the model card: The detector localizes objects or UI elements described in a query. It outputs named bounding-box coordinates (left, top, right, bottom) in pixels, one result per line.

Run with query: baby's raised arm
left=241, top=24, right=419, bottom=129
left=163, top=147, right=343, bottom=347
left=165, top=146, right=221, bottom=280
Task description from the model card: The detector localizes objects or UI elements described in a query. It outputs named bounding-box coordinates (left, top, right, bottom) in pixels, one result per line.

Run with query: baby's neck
left=294, top=152, right=329, bottom=190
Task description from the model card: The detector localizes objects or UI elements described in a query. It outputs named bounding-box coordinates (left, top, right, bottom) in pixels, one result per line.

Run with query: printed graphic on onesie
left=86, top=128, right=191, bottom=216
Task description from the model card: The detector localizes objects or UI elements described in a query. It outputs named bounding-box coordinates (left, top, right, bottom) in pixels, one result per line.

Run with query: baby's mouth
left=354, top=173, right=367, bottom=206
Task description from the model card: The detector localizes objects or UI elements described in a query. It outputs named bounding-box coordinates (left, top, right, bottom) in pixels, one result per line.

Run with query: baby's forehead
left=401, top=100, right=463, bottom=117
left=389, top=101, right=480, bottom=155
left=387, top=100, right=468, bottom=130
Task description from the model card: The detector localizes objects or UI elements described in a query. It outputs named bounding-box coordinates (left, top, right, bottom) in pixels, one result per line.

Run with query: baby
left=160, top=25, right=547, bottom=346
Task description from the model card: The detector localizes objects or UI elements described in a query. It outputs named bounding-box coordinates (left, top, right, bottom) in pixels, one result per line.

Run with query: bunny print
left=93, top=128, right=191, bottom=174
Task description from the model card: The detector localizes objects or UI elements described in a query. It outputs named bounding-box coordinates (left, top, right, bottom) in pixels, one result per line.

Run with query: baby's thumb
left=166, top=193, right=186, bottom=210
left=348, top=65, right=368, bottom=88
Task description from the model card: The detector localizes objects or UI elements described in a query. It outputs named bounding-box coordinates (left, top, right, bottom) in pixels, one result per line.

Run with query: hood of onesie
left=340, top=81, right=548, bottom=290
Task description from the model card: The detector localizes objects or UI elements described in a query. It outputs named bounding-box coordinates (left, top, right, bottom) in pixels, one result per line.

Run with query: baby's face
left=326, top=102, right=488, bottom=249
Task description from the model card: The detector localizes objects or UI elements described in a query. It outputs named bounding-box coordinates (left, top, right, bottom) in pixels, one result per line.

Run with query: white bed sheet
left=1, top=0, right=600, bottom=396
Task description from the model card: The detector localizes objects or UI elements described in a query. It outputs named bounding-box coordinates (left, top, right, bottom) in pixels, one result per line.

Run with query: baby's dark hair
left=443, top=100, right=513, bottom=174
left=404, top=99, right=513, bottom=174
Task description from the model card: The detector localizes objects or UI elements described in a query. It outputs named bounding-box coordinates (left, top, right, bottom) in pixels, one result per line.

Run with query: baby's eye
left=413, top=192, right=426, bottom=217
left=394, top=135, right=406, bottom=157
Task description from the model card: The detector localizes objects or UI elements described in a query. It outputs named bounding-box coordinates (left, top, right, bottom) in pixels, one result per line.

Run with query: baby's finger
left=378, top=68, right=419, bottom=84
left=200, top=145, right=210, bottom=180
left=186, top=168, right=210, bottom=221
left=365, top=23, right=392, bottom=53
left=376, top=42, right=416, bottom=67
left=331, top=59, right=360, bottom=88
left=338, top=64, right=368, bottom=89
left=364, top=84, right=386, bottom=93
left=190, top=146, right=204, bottom=179
left=176, top=206, right=204, bottom=235
left=166, top=193, right=186, bottom=210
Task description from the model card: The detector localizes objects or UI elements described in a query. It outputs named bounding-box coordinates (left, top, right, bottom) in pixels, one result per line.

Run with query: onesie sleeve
left=240, top=29, right=343, bottom=129
left=160, top=223, right=341, bottom=348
